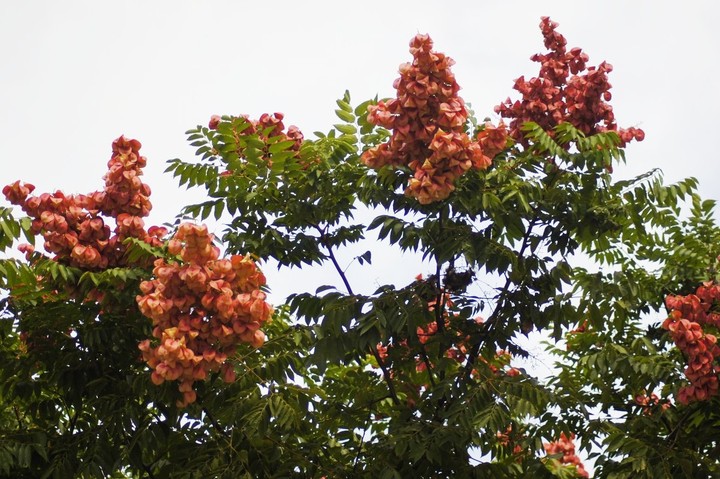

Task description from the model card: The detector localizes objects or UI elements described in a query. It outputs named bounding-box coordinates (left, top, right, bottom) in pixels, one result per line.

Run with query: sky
left=3, top=0, right=719, bottom=312
left=4, top=0, right=719, bottom=296
left=0, top=0, right=720, bottom=294
left=2, top=0, right=719, bottom=307
left=1, top=0, right=719, bottom=470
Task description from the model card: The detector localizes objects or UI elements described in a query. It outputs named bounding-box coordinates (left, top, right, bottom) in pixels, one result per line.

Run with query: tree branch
left=202, top=407, right=231, bottom=440
left=326, top=246, right=354, bottom=296
left=352, top=407, right=373, bottom=474
left=319, top=228, right=401, bottom=406
left=13, top=406, right=24, bottom=430
left=456, top=215, right=540, bottom=392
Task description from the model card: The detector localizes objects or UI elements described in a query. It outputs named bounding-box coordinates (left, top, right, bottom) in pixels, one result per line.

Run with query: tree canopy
left=1, top=17, right=719, bottom=478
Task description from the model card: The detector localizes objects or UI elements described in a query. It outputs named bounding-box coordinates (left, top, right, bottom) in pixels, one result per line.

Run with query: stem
left=68, top=400, right=82, bottom=435
left=667, top=406, right=693, bottom=448
left=326, top=247, right=354, bottom=296
left=142, top=465, right=157, bottom=479
left=457, top=215, right=539, bottom=391
left=121, top=425, right=157, bottom=479
left=370, top=347, right=400, bottom=405
left=434, top=206, right=445, bottom=340
left=202, top=407, right=231, bottom=440
left=430, top=205, right=453, bottom=372
left=319, top=228, right=401, bottom=406
left=419, top=345, right=436, bottom=388
left=13, top=406, right=23, bottom=430
left=352, top=407, right=373, bottom=473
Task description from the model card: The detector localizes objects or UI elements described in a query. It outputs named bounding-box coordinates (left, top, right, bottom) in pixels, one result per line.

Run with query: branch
left=13, top=406, right=24, bottom=430
left=434, top=206, right=446, bottom=339
left=141, top=463, right=158, bottom=479
left=456, top=215, right=540, bottom=392
left=121, top=425, right=158, bottom=479
left=319, top=228, right=401, bottom=406
left=370, top=346, right=401, bottom=406
left=202, top=407, right=231, bottom=440
left=352, top=407, right=373, bottom=474
left=67, top=400, right=82, bottom=435
left=419, top=345, right=436, bottom=388
left=666, top=406, right=694, bottom=448
left=326, top=246, right=354, bottom=296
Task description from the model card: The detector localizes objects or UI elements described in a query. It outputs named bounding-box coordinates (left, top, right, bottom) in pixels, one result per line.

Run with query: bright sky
left=2, top=1, right=719, bottom=295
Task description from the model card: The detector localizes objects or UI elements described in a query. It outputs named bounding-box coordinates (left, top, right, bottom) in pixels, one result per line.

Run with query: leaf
left=335, top=123, right=357, bottom=135
left=268, top=140, right=296, bottom=154
left=358, top=250, right=372, bottom=265
left=335, top=109, right=355, bottom=123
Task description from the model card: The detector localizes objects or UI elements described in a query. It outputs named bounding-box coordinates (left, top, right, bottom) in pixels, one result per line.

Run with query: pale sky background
left=3, top=0, right=719, bottom=322
left=2, top=1, right=719, bottom=469
left=2, top=0, right=718, bottom=317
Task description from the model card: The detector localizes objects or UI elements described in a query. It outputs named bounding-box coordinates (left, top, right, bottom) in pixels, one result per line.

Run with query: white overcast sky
left=2, top=1, right=719, bottom=301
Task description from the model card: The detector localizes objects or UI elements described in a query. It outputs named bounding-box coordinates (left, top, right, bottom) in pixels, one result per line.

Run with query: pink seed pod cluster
left=496, top=17, right=644, bottom=147
left=543, top=433, right=589, bottom=478
left=2, top=136, right=165, bottom=270
left=663, top=282, right=720, bottom=404
left=137, top=223, right=273, bottom=407
left=362, top=34, right=506, bottom=204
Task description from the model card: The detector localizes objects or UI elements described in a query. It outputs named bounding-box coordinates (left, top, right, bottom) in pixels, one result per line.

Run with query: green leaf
left=335, top=109, right=355, bottom=123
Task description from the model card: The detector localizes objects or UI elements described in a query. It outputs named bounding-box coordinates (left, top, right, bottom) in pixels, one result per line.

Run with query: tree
left=0, top=17, right=718, bottom=478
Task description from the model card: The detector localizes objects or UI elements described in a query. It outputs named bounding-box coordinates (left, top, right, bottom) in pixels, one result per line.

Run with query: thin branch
left=68, top=400, right=82, bottom=435
left=121, top=425, right=158, bottom=479
left=352, top=407, right=373, bottom=474
left=13, top=405, right=24, bottom=430
left=419, top=345, right=436, bottom=388
left=456, top=215, right=540, bottom=392
left=138, top=456, right=158, bottom=479
left=434, top=206, right=445, bottom=338
left=326, top=247, right=354, bottom=296
left=319, top=227, right=401, bottom=406
left=202, top=407, right=231, bottom=440
left=666, top=406, right=694, bottom=448
left=369, top=347, right=401, bottom=406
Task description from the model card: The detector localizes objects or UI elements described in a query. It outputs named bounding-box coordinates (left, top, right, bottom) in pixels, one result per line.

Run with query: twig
left=326, top=246, right=354, bottom=296
left=319, top=229, right=401, bottom=406
left=666, top=406, right=693, bottom=448
left=456, top=215, right=539, bottom=392
left=202, top=407, right=231, bottom=440
left=352, top=407, right=373, bottom=474
left=13, top=406, right=24, bottom=430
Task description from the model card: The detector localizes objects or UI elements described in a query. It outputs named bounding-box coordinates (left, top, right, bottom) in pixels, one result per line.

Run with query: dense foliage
left=1, top=17, right=719, bottom=478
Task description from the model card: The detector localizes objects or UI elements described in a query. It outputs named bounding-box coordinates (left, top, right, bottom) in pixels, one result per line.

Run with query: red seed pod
left=362, top=34, right=505, bottom=204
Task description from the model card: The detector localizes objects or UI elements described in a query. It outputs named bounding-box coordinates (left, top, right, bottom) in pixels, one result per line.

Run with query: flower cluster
left=663, top=282, right=720, bottom=404
left=209, top=112, right=305, bottom=172
left=634, top=391, right=671, bottom=415
left=543, top=433, right=589, bottom=478
left=136, top=223, right=273, bottom=407
left=362, top=34, right=506, bottom=204
left=496, top=17, right=644, bottom=147
left=2, top=136, right=165, bottom=270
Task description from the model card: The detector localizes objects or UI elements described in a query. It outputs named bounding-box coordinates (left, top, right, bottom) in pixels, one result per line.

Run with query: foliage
left=1, top=17, right=719, bottom=479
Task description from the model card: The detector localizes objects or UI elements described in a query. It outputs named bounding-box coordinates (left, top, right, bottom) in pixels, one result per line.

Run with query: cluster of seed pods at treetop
left=2, top=136, right=166, bottom=270
left=663, top=282, right=720, bottom=404
left=136, top=223, right=273, bottom=407
left=496, top=17, right=644, bottom=149
left=361, top=33, right=508, bottom=205
left=543, top=433, right=589, bottom=478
